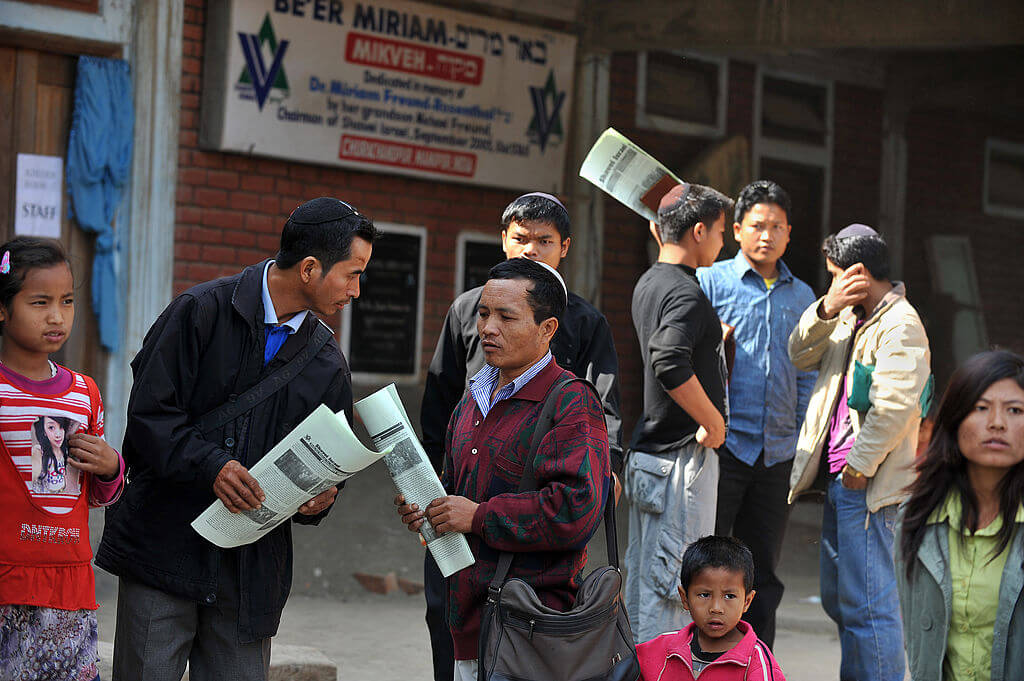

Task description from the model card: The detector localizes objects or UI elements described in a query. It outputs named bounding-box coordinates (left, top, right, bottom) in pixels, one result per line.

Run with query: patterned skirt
left=0, top=604, right=99, bottom=681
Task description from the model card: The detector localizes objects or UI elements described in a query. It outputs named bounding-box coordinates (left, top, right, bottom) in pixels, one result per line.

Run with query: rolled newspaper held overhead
left=579, top=127, right=684, bottom=222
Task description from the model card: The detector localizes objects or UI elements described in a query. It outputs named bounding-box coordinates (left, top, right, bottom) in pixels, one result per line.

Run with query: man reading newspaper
left=397, top=258, right=611, bottom=681
left=97, top=198, right=378, bottom=681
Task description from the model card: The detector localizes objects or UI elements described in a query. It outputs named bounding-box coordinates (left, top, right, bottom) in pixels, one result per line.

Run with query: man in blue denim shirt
left=697, top=180, right=816, bottom=648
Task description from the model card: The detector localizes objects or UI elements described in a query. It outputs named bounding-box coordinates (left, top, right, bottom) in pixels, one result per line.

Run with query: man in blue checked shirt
left=697, top=180, right=816, bottom=649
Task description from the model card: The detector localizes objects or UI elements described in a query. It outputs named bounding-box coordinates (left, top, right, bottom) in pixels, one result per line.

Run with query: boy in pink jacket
left=637, top=536, right=786, bottom=680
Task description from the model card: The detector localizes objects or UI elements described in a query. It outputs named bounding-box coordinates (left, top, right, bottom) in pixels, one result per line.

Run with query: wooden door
left=0, top=46, right=106, bottom=383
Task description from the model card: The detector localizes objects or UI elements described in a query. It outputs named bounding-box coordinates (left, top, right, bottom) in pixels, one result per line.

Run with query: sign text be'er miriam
left=200, top=0, right=577, bottom=192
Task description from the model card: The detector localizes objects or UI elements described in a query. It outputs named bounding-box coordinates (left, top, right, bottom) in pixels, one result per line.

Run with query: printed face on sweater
left=679, top=567, right=755, bottom=652
left=958, top=378, right=1024, bottom=474
left=501, top=220, right=569, bottom=271
left=477, top=278, right=557, bottom=376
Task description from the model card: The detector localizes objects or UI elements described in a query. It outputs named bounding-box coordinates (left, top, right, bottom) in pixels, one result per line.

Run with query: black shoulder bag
left=478, top=377, right=640, bottom=681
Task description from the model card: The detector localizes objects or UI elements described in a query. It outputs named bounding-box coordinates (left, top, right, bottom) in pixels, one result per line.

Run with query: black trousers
left=425, top=552, right=454, bottom=681
left=715, top=446, right=794, bottom=649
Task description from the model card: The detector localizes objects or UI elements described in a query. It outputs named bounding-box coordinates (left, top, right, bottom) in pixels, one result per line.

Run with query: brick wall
left=177, top=0, right=514, bottom=378
left=902, top=106, right=1024, bottom=385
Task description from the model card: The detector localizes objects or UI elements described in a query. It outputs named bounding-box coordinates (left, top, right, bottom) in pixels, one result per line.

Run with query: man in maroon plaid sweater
left=397, top=257, right=611, bottom=681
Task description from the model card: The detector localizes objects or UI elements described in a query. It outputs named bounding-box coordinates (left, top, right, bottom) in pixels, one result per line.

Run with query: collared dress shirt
left=931, top=493, right=1024, bottom=681
left=468, top=352, right=553, bottom=418
left=261, top=261, right=307, bottom=365
left=697, top=252, right=817, bottom=467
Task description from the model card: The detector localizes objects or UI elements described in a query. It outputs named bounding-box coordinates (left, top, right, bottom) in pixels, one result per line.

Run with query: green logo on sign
left=237, top=13, right=290, bottom=110
left=527, top=71, right=566, bottom=152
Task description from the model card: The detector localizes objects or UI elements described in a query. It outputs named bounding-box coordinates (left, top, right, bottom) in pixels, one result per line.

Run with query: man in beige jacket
left=788, top=224, right=931, bottom=681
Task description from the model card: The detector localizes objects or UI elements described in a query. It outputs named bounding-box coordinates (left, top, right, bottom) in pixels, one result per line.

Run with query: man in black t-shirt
left=624, top=182, right=733, bottom=643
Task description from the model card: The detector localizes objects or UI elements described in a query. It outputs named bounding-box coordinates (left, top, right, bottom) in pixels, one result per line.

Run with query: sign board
left=343, top=225, right=425, bottom=380
left=14, top=154, right=63, bottom=238
left=201, top=1, right=577, bottom=192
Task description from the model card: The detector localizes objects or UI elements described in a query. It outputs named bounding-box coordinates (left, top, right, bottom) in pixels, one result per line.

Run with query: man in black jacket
left=419, top=192, right=622, bottom=681
left=97, top=197, right=377, bottom=681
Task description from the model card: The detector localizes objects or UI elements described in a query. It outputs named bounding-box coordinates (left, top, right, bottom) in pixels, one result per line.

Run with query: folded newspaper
left=579, top=127, right=684, bottom=222
left=355, top=384, right=475, bottom=578
left=191, top=405, right=388, bottom=549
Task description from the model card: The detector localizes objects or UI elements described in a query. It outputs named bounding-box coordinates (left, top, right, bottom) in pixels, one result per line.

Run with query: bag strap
left=196, top=322, right=334, bottom=436
left=488, top=376, right=620, bottom=598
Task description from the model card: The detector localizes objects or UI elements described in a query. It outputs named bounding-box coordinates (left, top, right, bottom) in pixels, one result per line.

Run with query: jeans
left=715, top=447, right=794, bottom=648
left=820, top=476, right=904, bottom=681
left=623, top=442, right=718, bottom=644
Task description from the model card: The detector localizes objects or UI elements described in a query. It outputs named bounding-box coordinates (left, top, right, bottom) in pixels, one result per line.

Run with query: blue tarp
left=66, top=56, right=133, bottom=353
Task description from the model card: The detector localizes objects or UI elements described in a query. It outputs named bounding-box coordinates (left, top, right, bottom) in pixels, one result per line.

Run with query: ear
left=742, top=589, right=756, bottom=613
left=500, top=230, right=510, bottom=256
left=678, top=585, right=691, bottom=612
left=300, top=256, right=322, bottom=284
left=0, top=305, right=6, bottom=323
left=539, top=316, right=559, bottom=343
left=733, top=222, right=743, bottom=244
left=693, top=222, right=706, bottom=243
left=648, top=221, right=662, bottom=247
left=559, top=236, right=570, bottom=259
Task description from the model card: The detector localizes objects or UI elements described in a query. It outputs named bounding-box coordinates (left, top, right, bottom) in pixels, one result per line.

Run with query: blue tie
left=264, top=324, right=291, bottom=366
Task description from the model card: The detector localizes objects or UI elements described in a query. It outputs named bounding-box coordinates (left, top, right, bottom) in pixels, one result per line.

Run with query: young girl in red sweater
left=0, top=237, right=124, bottom=681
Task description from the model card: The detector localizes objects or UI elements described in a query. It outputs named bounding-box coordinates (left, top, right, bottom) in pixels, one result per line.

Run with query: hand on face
left=821, top=262, right=870, bottom=318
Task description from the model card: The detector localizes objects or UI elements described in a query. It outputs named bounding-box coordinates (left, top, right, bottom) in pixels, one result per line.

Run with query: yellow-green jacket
left=787, top=283, right=931, bottom=513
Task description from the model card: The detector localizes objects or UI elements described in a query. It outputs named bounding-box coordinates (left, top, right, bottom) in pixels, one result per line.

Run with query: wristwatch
left=842, top=464, right=865, bottom=479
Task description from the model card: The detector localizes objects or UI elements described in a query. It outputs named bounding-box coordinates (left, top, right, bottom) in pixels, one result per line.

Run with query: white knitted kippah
left=532, top=260, right=568, bottom=304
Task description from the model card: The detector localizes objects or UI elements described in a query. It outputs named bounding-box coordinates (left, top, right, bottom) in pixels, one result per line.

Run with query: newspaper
left=355, top=384, right=475, bottom=578
left=192, top=405, right=387, bottom=549
left=579, top=127, right=684, bottom=222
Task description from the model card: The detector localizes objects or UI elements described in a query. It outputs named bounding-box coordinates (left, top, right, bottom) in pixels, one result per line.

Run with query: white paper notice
left=15, top=154, right=63, bottom=238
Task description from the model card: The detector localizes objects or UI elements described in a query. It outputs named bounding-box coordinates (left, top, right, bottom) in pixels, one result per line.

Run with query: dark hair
left=501, top=193, right=571, bottom=241
left=0, top=237, right=72, bottom=336
left=487, top=257, right=566, bottom=324
left=656, top=184, right=734, bottom=244
left=734, top=180, right=791, bottom=225
left=679, top=535, right=755, bottom=592
left=33, top=415, right=72, bottom=486
left=900, top=350, right=1024, bottom=580
left=275, top=201, right=379, bottom=272
left=822, top=232, right=890, bottom=280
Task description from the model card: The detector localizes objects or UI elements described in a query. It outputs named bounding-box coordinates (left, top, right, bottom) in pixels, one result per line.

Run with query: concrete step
left=97, top=641, right=337, bottom=681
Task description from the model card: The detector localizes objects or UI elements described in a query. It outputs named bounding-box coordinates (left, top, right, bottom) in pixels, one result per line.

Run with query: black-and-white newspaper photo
left=355, top=384, right=475, bottom=578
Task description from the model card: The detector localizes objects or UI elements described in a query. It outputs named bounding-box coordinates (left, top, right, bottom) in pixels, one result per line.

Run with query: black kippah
left=287, top=197, right=359, bottom=225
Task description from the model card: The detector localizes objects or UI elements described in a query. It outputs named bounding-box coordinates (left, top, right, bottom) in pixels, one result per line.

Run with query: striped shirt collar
left=469, top=351, right=553, bottom=418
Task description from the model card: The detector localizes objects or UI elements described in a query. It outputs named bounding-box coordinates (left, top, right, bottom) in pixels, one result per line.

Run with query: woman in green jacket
left=896, top=350, right=1024, bottom=681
